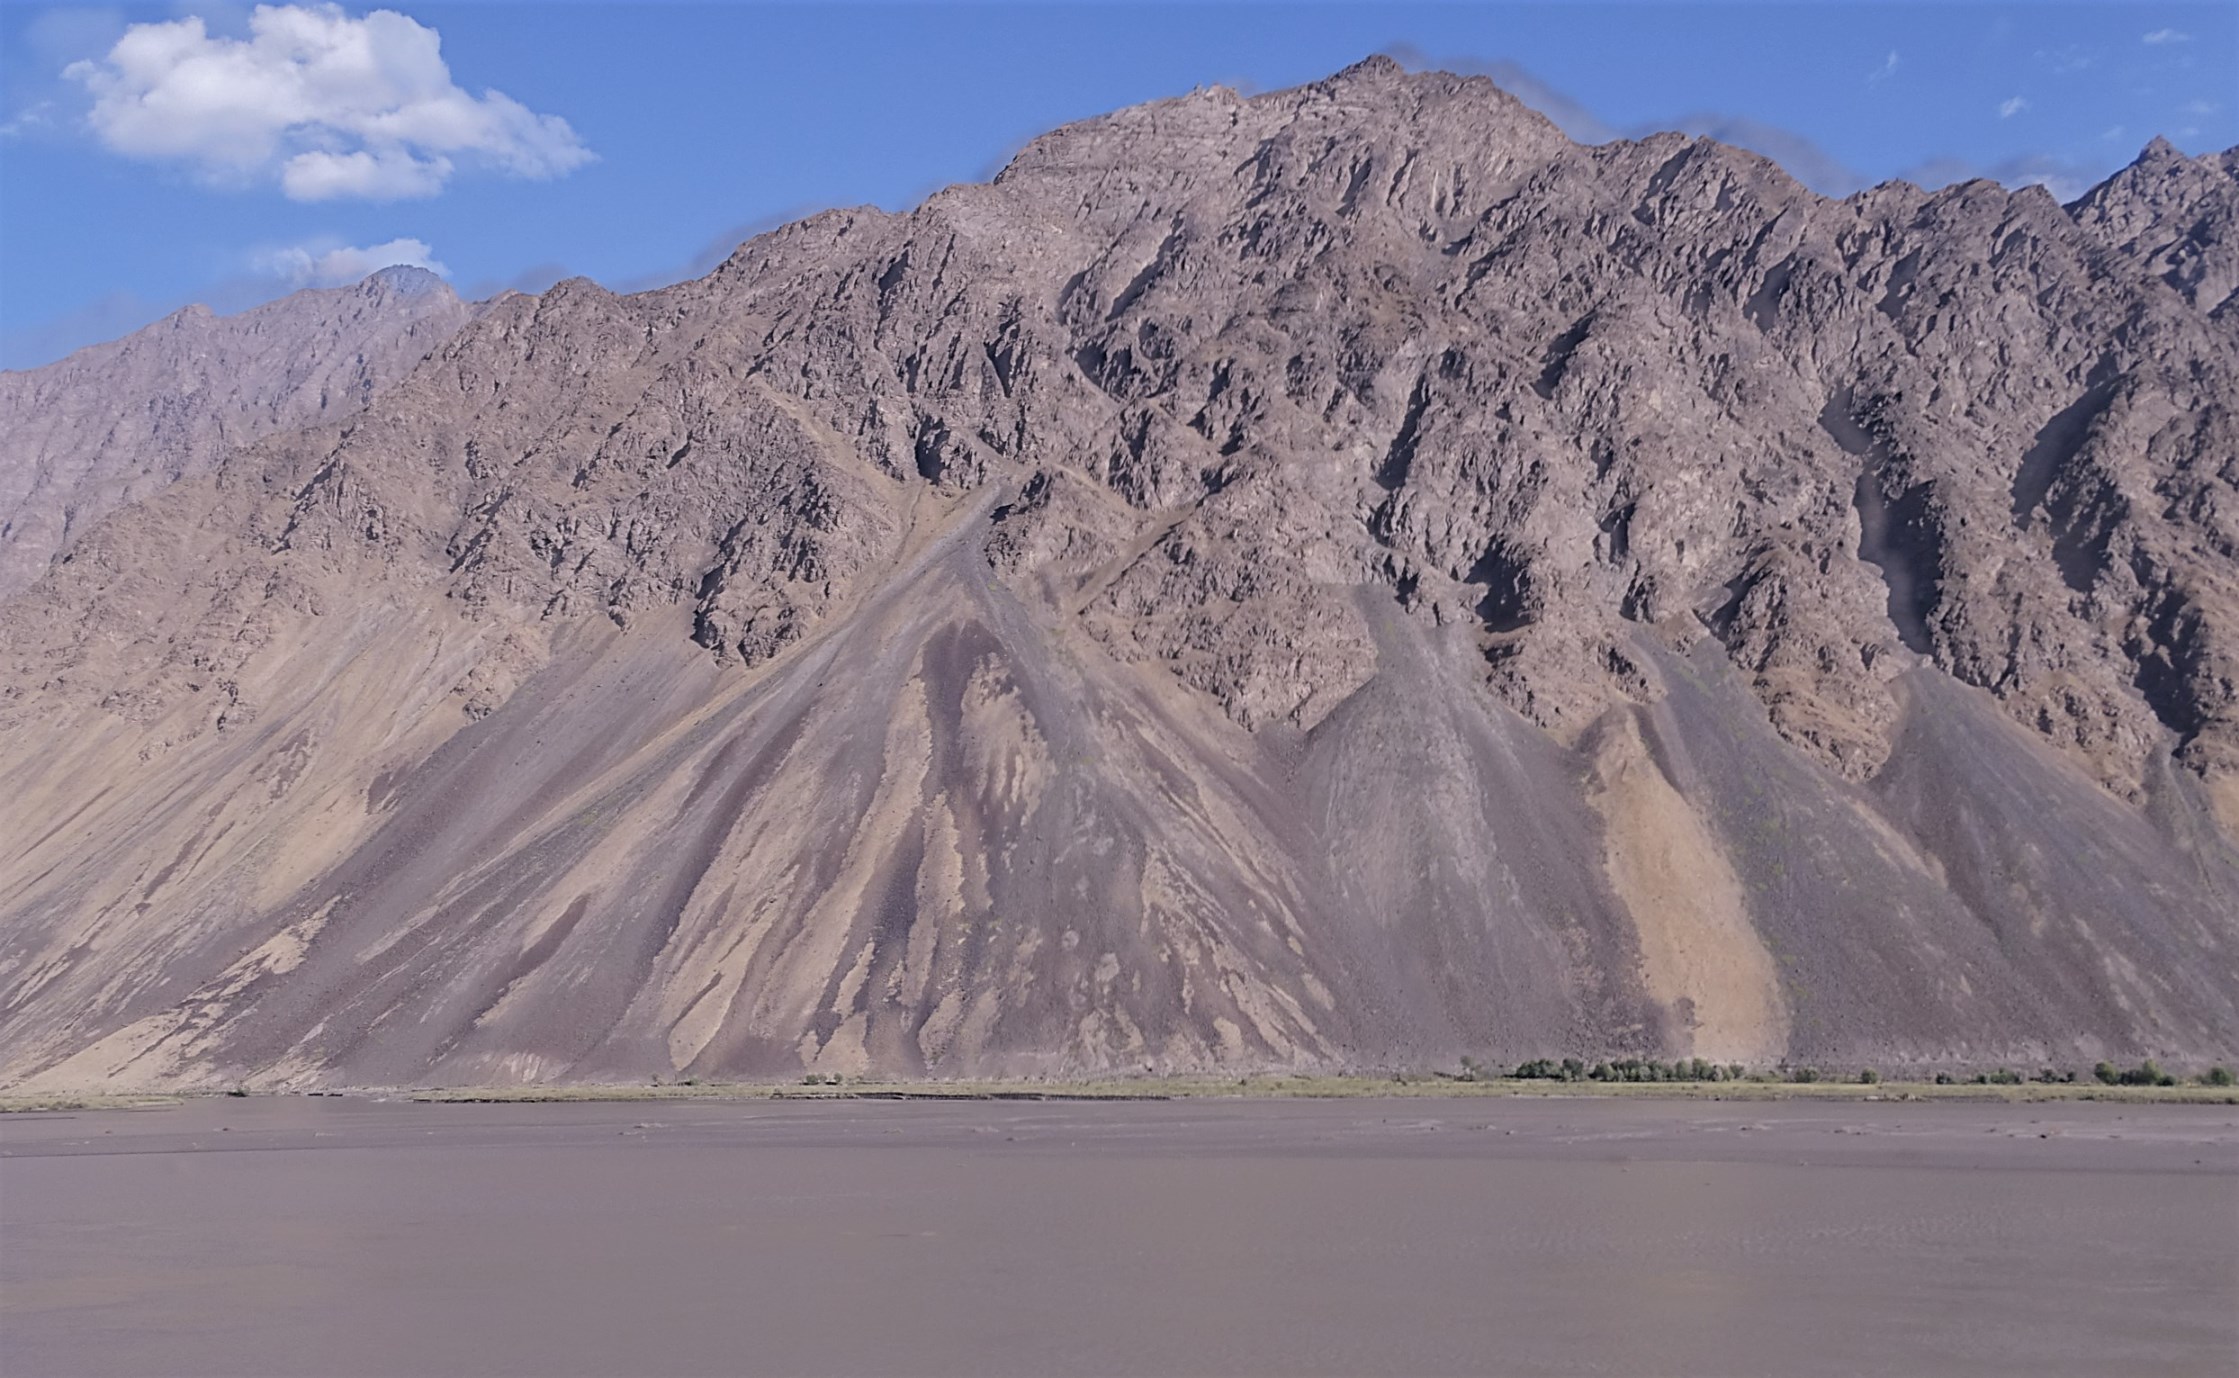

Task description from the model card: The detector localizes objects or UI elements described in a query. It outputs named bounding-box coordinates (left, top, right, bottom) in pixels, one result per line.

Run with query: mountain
left=0, top=267, right=474, bottom=597
left=2, top=58, right=2235, bottom=1091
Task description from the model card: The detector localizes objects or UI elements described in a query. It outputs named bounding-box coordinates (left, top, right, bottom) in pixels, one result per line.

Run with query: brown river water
left=2, top=1095, right=2234, bottom=1376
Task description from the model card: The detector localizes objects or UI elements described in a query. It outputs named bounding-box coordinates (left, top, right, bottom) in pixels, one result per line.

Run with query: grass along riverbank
left=9, top=1072, right=2237, bottom=1113
left=403, top=1074, right=2239, bottom=1106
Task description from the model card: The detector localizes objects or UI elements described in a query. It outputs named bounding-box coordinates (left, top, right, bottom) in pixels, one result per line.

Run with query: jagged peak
left=2137, top=134, right=2183, bottom=166
left=1322, top=53, right=1408, bottom=88
left=2069, top=134, right=2223, bottom=211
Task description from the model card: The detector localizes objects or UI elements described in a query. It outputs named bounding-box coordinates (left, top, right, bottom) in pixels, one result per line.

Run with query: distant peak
left=362, top=264, right=450, bottom=298
left=2136, top=135, right=2183, bottom=166
left=1327, top=53, right=1406, bottom=86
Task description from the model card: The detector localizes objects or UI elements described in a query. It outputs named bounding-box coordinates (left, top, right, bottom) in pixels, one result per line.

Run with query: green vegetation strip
left=400, top=1075, right=2239, bottom=1106
left=9, top=1063, right=2234, bottom=1111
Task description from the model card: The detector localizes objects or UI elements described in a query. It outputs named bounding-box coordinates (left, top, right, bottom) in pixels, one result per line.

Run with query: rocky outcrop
left=1, top=59, right=2235, bottom=1089
left=2070, top=137, right=2239, bottom=316
left=0, top=267, right=473, bottom=597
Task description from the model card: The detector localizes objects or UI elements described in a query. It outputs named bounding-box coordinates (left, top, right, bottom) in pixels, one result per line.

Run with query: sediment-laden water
left=3, top=1096, right=2233, bottom=1376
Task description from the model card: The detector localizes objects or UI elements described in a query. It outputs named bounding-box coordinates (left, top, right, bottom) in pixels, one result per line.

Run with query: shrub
left=2203, top=1066, right=2234, bottom=1087
left=1789, top=1067, right=1819, bottom=1084
left=1858, top=1069, right=1880, bottom=1085
left=2095, top=1059, right=2178, bottom=1087
left=1513, top=1058, right=1590, bottom=1081
left=1513, top=1055, right=1751, bottom=1083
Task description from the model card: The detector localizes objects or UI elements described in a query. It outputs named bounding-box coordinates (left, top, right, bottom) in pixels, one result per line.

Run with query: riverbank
left=9, top=1073, right=2236, bottom=1113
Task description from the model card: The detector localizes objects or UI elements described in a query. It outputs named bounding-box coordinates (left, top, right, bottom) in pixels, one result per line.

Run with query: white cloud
left=257, top=236, right=448, bottom=287
left=282, top=147, right=450, bottom=199
left=1868, top=50, right=1900, bottom=83
left=64, top=4, right=591, bottom=201
left=1998, top=97, right=2029, bottom=119
left=0, top=101, right=57, bottom=139
left=2183, top=99, right=2220, bottom=116
left=2143, top=29, right=2190, bottom=45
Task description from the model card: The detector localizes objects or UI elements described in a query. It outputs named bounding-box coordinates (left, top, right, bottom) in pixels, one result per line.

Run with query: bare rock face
left=2, top=58, right=2236, bottom=1090
left=2070, top=137, right=2239, bottom=316
left=0, top=267, right=473, bottom=597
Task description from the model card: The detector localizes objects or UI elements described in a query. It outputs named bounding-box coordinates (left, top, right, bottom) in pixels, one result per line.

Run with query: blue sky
left=3, top=1, right=2233, bottom=369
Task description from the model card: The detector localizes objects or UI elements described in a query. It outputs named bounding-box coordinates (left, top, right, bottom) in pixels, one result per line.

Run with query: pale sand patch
left=899, top=793, right=963, bottom=1009
left=1586, top=711, right=1788, bottom=1064
left=2207, top=773, right=2239, bottom=848
left=10, top=1008, right=197, bottom=1093
left=12, top=882, right=346, bottom=1091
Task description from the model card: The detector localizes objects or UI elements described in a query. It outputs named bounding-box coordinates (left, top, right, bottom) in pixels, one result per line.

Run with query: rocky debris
left=1, top=58, right=2236, bottom=1089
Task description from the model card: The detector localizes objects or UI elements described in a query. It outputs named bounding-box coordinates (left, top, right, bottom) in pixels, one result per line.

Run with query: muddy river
left=3, top=1095, right=2233, bottom=1375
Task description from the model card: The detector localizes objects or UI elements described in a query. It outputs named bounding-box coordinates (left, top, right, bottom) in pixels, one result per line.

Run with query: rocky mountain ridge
left=2, top=57, right=2234, bottom=1089
left=0, top=267, right=474, bottom=597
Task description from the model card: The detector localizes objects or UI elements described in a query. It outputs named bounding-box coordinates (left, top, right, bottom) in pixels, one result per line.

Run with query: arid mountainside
left=0, top=267, right=473, bottom=597
left=3, top=58, right=2236, bottom=1090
